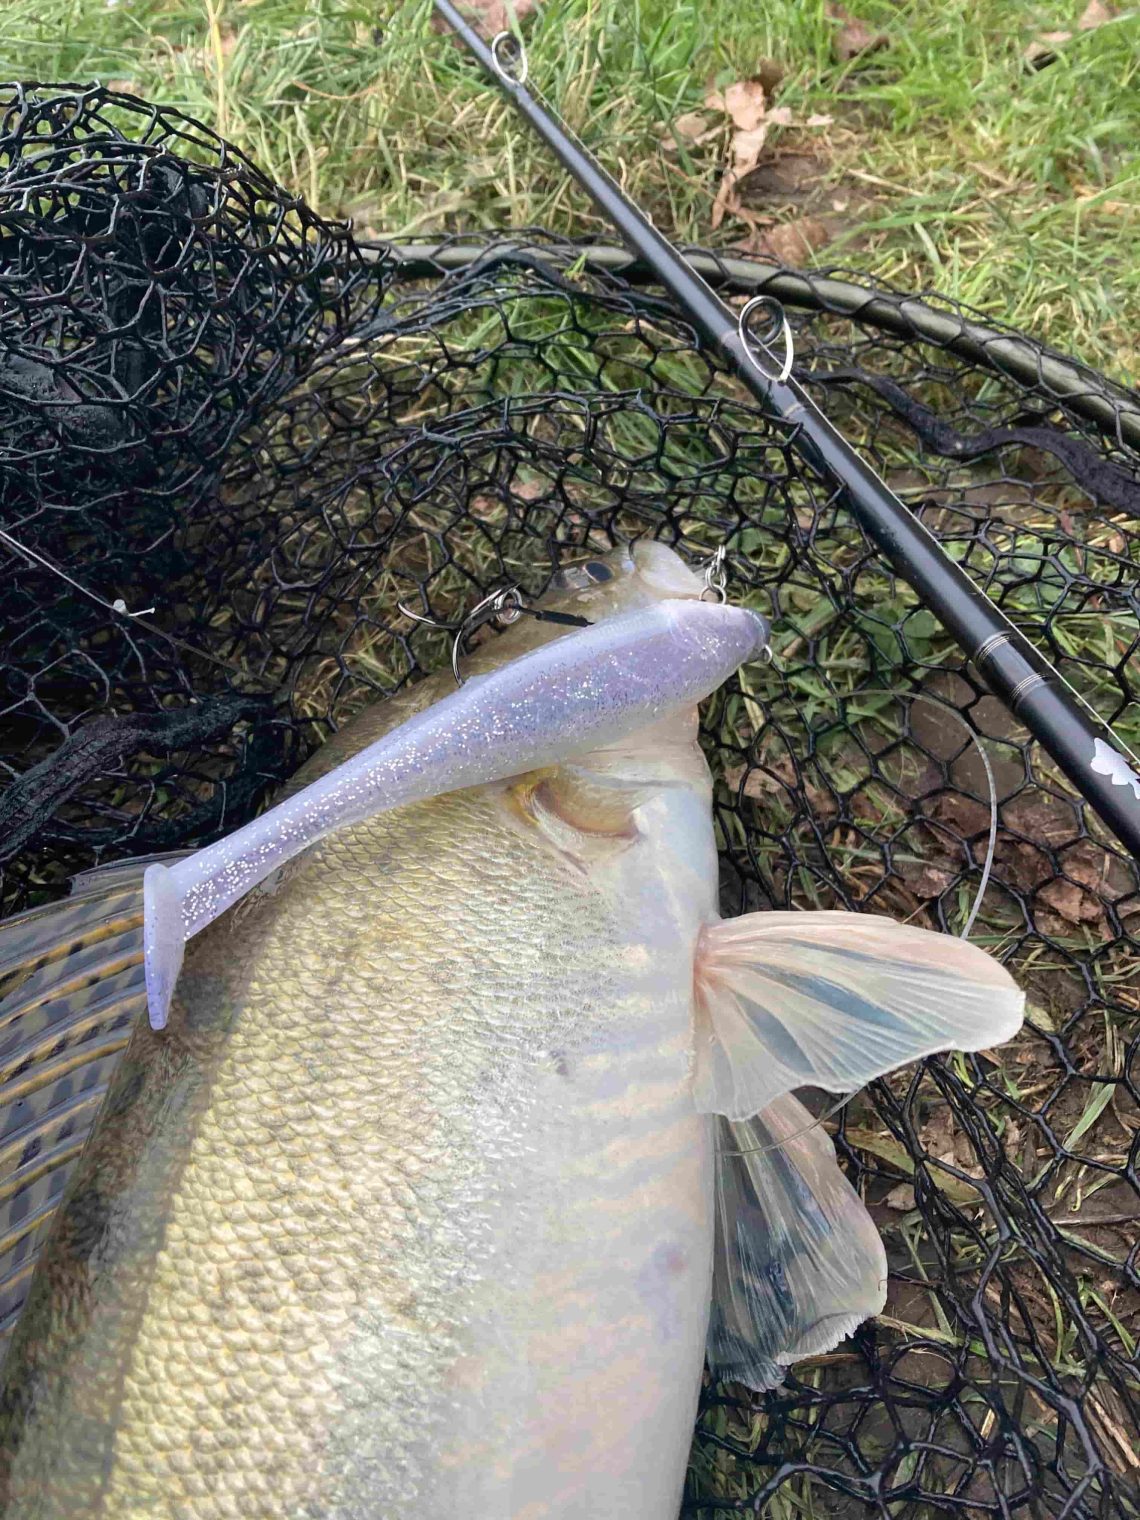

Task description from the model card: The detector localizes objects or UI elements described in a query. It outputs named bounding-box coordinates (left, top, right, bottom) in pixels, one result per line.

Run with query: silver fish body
left=0, top=547, right=722, bottom=1517
left=0, top=541, right=1025, bottom=1517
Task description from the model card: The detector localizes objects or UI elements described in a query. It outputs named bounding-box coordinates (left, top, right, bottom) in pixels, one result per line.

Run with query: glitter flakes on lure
left=143, top=598, right=770, bottom=1029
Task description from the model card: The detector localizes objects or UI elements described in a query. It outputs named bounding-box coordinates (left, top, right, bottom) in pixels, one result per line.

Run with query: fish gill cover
left=0, top=82, right=1137, bottom=1518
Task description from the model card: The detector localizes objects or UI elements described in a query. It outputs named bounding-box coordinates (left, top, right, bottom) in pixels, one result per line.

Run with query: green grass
left=1, top=0, right=1137, bottom=378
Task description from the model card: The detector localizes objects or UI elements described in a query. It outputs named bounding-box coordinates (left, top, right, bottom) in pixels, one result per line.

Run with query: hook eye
left=738, top=295, right=795, bottom=385
left=489, top=31, right=528, bottom=85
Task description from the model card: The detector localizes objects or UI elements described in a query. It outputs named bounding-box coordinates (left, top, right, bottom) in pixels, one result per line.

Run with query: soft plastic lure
left=143, top=598, right=769, bottom=1027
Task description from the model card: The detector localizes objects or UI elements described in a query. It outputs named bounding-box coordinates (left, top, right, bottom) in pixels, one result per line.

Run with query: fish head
left=464, top=541, right=743, bottom=811
left=288, top=541, right=759, bottom=794
left=546, top=540, right=707, bottom=614
left=467, top=540, right=737, bottom=675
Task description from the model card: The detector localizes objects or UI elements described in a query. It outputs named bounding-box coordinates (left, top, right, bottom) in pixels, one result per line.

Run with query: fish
left=0, top=540, right=1024, bottom=1518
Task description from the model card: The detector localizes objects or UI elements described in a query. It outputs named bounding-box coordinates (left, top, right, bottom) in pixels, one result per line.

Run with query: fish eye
left=584, top=561, right=613, bottom=583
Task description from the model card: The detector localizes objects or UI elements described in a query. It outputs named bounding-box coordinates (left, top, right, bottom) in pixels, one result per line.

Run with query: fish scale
left=0, top=747, right=717, bottom=1517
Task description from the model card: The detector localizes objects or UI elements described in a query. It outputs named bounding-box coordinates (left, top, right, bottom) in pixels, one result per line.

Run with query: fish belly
left=0, top=781, right=715, bottom=1519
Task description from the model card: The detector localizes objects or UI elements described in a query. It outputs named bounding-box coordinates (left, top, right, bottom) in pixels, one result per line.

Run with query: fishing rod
left=432, top=0, right=1140, bottom=861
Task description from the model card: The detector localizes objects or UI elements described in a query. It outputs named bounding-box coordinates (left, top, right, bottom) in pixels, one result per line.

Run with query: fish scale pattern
left=0, top=83, right=1138, bottom=1519
left=3, top=780, right=652, bottom=1514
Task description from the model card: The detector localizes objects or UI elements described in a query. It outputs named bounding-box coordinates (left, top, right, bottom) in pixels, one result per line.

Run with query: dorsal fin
left=0, top=863, right=157, bottom=1365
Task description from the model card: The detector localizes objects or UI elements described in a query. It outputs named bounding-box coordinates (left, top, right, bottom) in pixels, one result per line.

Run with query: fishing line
left=850, top=688, right=1000, bottom=942
left=483, top=30, right=1139, bottom=819
left=0, top=527, right=275, bottom=690
left=0, top=528, right=156, bottom=620
left=397, top=583, right=591, bottom=685
left=1047, top=663, right=1140, bottom=776
left=485, top=29, right=796, bottom=382
left=480, top=32, right=1133, bottom=793
left=438, top=0, right=1140, bottom=859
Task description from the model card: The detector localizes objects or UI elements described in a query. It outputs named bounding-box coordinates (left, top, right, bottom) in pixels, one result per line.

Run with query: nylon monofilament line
left=431, top=0, right=1140, bottom=862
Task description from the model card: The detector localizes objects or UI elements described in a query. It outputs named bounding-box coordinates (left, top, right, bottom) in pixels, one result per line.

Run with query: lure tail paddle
left=143, top=599, right=769, bottom=1028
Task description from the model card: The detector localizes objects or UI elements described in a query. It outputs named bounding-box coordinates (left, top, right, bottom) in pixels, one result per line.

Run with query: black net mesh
left=1, top=83, right=1138, bottom=1518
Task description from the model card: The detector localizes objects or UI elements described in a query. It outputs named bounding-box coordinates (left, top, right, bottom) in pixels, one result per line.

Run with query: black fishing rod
left=432, top=0, right=1140, bottom=859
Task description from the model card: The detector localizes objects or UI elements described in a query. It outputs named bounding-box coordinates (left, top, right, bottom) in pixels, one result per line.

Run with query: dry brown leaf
left=826, top=2, right=888, bottom=62
left=1078, top=0, right=1117, bottom=29
left=994, top=838, right=1053, bottom=893
left=711, top=122, right=774, bottom=229
left=720, top=759, right=840, bottom=816
left=1001, top=792, right=1081, bottom=846
left=763, top=214, right=832, bottom=264
left=705, top=78, right=767, bottom=132
left=929, top=791, right=991, bottom=836
left=1037, top=878, right=1102, bottom=925
left=731, top=224, right=777, bottom=255
left=899, top=860, right=957, bottom=900
left=1059, top=842, right=1109, bottom=894
left=660, top=112, right=714, bottom=152
left=806, top=113, right=835, bottom=128
left=885, top=1182, right=916, bottom=1211
left=467, top=494, right=504, bottom=521
left=710, top=173, right=739, bottom=231
left=512, top=478, right=546, bottom=501
left=1024, top=29, right=1072, bottom=67
left=705, top=71, right=800, bottom=230
left=920, top=1107, right=957, bottom=1160
left=433, top=0, right=539, bottom=36
left=673, top=111, right=710, bottom=141
left=848, top=1127, right=982, bottom=1206
left=713, top=180, right=774, bottom=231
left=731, top=124, right=772, bottom=175
left=723, top=764, right=765, bottom=799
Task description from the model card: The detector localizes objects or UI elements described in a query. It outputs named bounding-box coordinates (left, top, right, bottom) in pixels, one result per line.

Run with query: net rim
left=369, top=236, right=1140, bottom=451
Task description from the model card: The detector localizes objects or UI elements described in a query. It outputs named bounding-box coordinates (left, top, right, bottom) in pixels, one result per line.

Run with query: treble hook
left=398, top=584, right=590, bottom=686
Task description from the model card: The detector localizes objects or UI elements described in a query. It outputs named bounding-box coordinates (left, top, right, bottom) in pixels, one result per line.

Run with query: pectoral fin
left=694, top=912, right=1024, bottom=1120
left=509, top=762, right=682, bottom=868
left=708, top=1095, right=887, bottom=1390
left=0, top=865, right=153, bottom=1363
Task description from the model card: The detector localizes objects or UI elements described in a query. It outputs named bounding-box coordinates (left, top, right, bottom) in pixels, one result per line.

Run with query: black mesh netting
left=1, top=82, right=1138, bottom=1518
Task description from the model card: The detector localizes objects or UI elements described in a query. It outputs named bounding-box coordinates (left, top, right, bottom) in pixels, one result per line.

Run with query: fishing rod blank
left=431, top=0, right=1140, bottom=861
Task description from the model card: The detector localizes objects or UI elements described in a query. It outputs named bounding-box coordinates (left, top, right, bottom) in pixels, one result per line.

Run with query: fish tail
left=693, top=910, right=1023, bottom=1385
left=0, top=860, right=158, bottom=1363
left=708, top=1095, right=887, bottom=1391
